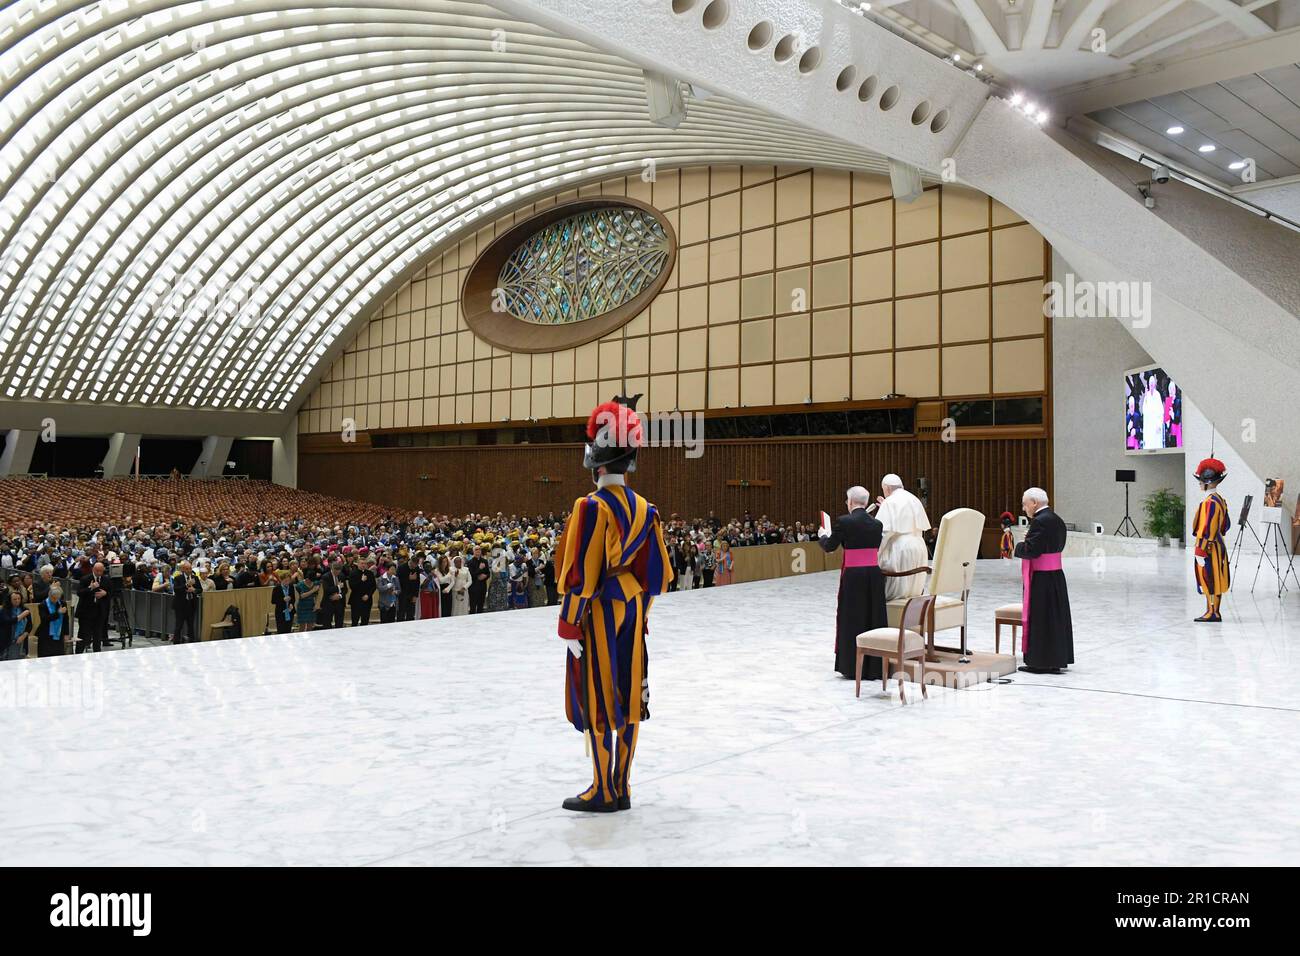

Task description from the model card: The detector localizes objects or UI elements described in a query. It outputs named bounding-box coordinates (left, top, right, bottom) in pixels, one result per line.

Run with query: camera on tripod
left=107, top=563, right=125, bottom=592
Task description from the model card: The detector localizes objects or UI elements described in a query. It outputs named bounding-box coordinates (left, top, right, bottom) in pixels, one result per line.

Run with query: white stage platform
left=3, top=552, right=1298, bottom=866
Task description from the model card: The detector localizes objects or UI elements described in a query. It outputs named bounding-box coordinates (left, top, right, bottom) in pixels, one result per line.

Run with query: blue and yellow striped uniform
left=556, top=483, right=672, bottom=804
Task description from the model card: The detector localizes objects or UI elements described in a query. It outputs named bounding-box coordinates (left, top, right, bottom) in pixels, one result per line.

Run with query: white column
left=272, top=425, right=298, bottom=488
left=0, top=429, right=39, bottom=476
left=101, top=432, right=142, bottom=477
left=190, top=435, right=234, bottom=478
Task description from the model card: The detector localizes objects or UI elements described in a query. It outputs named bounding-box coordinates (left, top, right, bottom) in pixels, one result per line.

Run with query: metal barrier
left=120, top=588, right=179, bottom=642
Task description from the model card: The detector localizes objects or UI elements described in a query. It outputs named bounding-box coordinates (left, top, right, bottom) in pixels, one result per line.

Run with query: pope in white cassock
left=876, top=474, right=932, bottom=601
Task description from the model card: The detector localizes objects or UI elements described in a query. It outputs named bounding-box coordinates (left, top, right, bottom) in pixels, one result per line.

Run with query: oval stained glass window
left=495, top=207, right=672, bottom=325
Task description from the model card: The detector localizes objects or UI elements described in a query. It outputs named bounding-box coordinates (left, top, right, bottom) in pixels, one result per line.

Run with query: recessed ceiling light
left=1229, top=161, right=1246, bottom=170
left=1198, top=143, right=1216, bottom=153
left=1166, top=126, right=1184, bottom=135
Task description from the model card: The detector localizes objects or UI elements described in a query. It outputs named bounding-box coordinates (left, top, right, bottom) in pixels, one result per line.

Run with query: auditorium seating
left=0, top=478, right=413, bottom=532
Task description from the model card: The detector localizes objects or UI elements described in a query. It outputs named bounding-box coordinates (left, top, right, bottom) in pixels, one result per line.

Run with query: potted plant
left=1143, top=488, right=1185, bottom=546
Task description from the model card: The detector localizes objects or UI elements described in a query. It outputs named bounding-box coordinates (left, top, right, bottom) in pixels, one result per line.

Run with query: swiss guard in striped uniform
left=556, top=395, right=672, bottom=813
left=1192, top=457, right=1230, bottom=622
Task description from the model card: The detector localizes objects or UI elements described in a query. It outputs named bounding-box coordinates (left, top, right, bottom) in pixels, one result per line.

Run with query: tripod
left=1115, top=483, right=1141, bottom=537
left=1228, top=515, right=1271, bottom=590
left=1252, top=521, right=1300, bottom=597
left=109, top=589, right=133, bottom=648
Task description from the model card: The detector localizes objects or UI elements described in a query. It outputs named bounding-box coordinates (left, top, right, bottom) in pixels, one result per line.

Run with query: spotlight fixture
left=1036, top=109, right=1048, bottom=124
left=953, top=53, right=961, bottom=62
left=1166, top=126, right=1184, bottom=135
left=1010, top=92, right=1023, bottom=106
left=975, top=63, right=983, bottom=72
left=1198, top=144, right=1216, bottom=153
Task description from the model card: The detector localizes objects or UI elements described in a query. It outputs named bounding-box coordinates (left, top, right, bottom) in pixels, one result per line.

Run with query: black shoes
left=1018, top=665, right=1062, bottom=675
left=1194, top=613, right=1222, bottom=623
left=561, top=795, right=618, bottom=813
left=561, top=793, right=632, bottom=812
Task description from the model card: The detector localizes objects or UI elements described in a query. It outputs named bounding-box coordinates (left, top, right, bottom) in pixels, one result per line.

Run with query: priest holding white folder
left=876, top=474, right=932, bottom=601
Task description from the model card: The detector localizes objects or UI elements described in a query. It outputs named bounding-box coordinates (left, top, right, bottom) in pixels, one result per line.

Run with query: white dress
left=877, top=488, right=932, bottom=601
left=450, top=567, right=471, bottom=616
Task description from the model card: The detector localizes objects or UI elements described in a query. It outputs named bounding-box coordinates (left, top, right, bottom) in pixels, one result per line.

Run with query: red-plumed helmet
left=1194, top=457, right=1227, bottom=484
left=583, top=394, right=644, bottom=474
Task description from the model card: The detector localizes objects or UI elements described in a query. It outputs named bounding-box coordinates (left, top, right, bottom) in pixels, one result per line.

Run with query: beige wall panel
left=650, top=332, right=678, bottom=374
left=709, top=279, right=740, bottom=324
left=896, top=295, right=939, bottom=348
left=813, top=259, right=850, bottom=309
left=710, top=191, right=740, bottom=238
left=992, top=224, right=1044, bottom=282
left=678, top=286, right=708, bottom=328
left=741, top=363, right=774, bottom=406
left=775, top=313, right=811, bottom=360
left=774, top=266, right=810, bottom=316
left=741, top=227, right=774, bottom=275
left=942, top=342, right=991, bottom=395
left=709, top=323, right=740, bottom=366
left=774, top=360, right=811, bottom=405
left=993, top=337, right=1045, bottom=392
left=895, top=347, right=939, bottom=397
left=895, top=242, right=939, bottom=296
left=812, top=308, right=850, bottom=357
left=708, top=367, right=739, bottom=408
left=741, top=317, right=775, bottom=364
left=942, top=287, right=990, bottom=343
left=679, top=328, right=708, bottom=369
left=993, top=279, right=1047, bottom=338
left=812, top=356, right=850, bottom=403
left=678, top=370, right=706, bottom=410
left=941, top=232, right=990, bottom=289
left=852, top=250, right=893, bottom=302
left=648, top=373, right=676, bottom=412
left=740, top=273, right=774, bottom=319
left=742, top=182, right=775, bottom=231
left=650, top=290, right=679, bottom=333
left=812, top=209, right=851, bottom=261
left=710, top=235, right=741, bottom=281
left=775, top=220, right=811, bottom=268
left=776, top=171, right=811, bottom=222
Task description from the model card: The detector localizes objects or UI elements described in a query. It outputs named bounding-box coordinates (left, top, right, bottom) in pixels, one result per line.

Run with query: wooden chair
left=855, top=593, right=936, bottom=704
left=994, top=602, right=1023, bottom=663
left=884, top=508, right=983, bottom=659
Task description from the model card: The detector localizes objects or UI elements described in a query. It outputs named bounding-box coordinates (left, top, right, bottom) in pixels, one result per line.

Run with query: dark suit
left=467, top=557, right=490, bottom=614
left=348, top=568, right=376, bottom=627
left=76, top=573, right=111, bottom=652
left=171, top=572, right=201, bottom=643
left=1014, top=507, right=1074, bottom=671
left=818, top=508, right=887, bottom=680
left=397, top=561, right=420, bottom=622
left=271, top=582, right=296, bottom=634
left=319, top=571, right=348, bottom=629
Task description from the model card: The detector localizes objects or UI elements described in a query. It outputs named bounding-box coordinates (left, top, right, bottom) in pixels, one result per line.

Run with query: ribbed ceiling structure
left=0, top=0, right=888, bottom=414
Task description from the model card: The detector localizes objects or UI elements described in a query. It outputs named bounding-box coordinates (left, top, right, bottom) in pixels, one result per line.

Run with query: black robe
left=1013, top=507, right=1074, bottom=670
left=818, top=508, right=887, bottom=680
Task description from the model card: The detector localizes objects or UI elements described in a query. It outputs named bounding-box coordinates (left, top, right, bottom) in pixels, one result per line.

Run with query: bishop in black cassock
left=1014, top=488, right=1074, bottom=674
left=818, top=487, right=887, bottom=680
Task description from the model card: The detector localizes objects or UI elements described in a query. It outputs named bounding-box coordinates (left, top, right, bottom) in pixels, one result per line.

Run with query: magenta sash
left=842, top=548, right=879, bottom=568
left=1020, top=552, right=1063, bottom=653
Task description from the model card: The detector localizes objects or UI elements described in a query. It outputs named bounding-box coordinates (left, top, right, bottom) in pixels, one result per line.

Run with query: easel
left=1229, top=513, right=1271, bottom=590
left=1250, top=510, right=1300, bottom=597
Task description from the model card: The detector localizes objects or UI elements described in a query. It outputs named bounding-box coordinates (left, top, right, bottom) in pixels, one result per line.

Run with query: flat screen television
left=1125, top=364, right=1183, bottom=454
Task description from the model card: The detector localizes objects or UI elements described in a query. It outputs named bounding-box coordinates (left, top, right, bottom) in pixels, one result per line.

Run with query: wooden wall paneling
left=299, top=436, right=1049, bottom=528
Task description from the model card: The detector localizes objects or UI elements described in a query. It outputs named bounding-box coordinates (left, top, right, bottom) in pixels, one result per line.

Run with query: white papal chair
left=883, top=507, right=985, bottom=659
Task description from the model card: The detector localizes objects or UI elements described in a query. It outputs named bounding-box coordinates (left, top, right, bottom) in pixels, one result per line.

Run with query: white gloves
left=564, top=639, right=583, bottom=659
left=817, top=527, right=830, bottom=538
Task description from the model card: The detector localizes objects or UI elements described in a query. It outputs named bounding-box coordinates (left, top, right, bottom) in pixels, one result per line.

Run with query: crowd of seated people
left=0, top=479, right=814, bottom=657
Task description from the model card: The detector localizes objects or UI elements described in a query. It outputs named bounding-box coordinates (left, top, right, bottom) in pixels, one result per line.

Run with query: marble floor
left=2, top=550, right=1298, bottom=866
